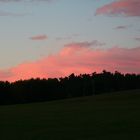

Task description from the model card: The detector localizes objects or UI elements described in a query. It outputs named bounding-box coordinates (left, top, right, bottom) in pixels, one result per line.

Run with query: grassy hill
left=0, top=89, right=140, bottom=140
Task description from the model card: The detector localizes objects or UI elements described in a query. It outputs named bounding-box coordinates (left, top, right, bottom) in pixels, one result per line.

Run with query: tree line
left=0, top=70, right=140, bottom=105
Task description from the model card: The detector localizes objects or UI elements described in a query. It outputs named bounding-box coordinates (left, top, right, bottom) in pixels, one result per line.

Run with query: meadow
left=0, top=89, right=140, bottom=140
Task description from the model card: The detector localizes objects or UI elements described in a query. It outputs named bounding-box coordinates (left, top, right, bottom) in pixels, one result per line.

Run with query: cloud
left=0, top=70, right=13, bottom=79
left=0, top=44, right=140, bottom=82
left=0, top=0, right=50, bottom=16
left=65, top=40, right=105, bottom=48
left=0, top=10, right=25, bottom=16
left=135, top=37, right=140, bottom=41
left=30, top=35, right=48, bottom=41
left=96, top=0, right=140, bottom=17
left=0, top=0, right=51, bottom=2
left=115, top=25, right=128, bottom=30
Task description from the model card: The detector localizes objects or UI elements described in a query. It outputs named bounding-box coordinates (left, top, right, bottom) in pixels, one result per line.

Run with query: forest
left=0, top=70, right=140, bottom=105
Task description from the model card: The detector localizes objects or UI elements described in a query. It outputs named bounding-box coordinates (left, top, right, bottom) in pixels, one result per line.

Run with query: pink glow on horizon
left=0, top=44, right=140, bottom=82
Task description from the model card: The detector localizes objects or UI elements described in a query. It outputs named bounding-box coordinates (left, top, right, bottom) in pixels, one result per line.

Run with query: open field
left=0, top=89, right=140, bottom=140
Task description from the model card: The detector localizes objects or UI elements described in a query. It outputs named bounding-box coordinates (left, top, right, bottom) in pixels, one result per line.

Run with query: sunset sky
left=0, top=0, right=140, bottom=82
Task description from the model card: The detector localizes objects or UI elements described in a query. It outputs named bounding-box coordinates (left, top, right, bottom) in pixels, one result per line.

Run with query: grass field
left=0, top=89, right=140, bottom=140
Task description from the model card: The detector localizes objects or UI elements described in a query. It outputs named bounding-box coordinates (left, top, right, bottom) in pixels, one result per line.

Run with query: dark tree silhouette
left=0, top=70, right=139, bottom=105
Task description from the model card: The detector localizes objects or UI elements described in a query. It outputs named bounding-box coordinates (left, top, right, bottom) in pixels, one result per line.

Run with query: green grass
left=0, top=89, right=140, bottom=140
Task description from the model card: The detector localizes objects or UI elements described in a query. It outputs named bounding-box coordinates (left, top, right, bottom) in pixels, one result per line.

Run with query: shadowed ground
left=0, top=89, right=140, bottom=140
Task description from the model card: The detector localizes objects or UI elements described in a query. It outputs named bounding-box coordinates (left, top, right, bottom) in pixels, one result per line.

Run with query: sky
left=0, top=0, right=140, bottom=82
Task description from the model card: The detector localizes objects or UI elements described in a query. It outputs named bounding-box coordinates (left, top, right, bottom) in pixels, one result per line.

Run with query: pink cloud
left=96, top=0, right=140, bottom=17
left=0, top=43, right=140, bottom=82
left=0, top=70, right=13, bottom=79
left=30, top=35, right=48, bottom=41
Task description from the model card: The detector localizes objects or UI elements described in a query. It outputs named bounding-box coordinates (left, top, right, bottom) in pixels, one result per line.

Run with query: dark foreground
left=0, top=89, right=140, bottom=140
